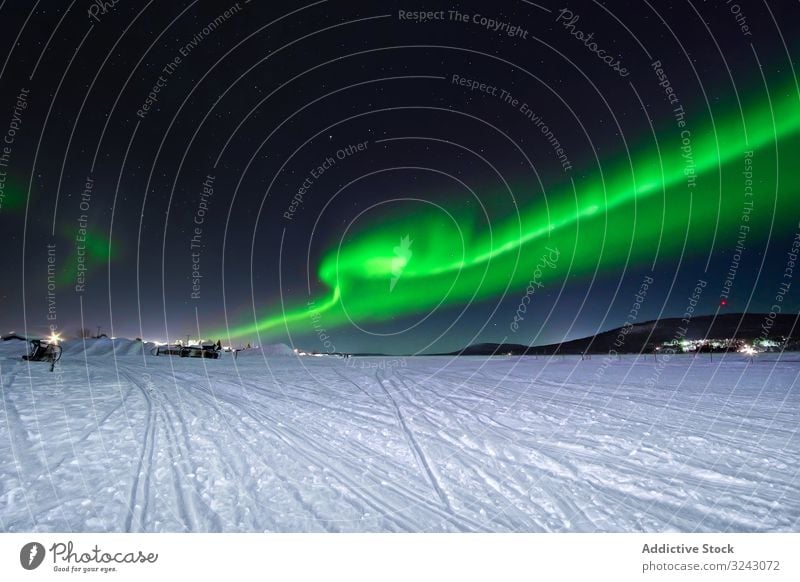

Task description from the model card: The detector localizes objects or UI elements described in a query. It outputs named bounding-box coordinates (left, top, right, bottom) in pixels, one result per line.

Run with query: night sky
left=1, top=0, right=798, bottom=354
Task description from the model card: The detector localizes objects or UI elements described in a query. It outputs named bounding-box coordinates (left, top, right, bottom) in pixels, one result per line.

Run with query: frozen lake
left=1, top=339, right=798, bottom=532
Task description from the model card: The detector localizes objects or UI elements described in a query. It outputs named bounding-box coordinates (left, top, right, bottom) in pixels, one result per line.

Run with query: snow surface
left=1, top=338, right=798, bottom=532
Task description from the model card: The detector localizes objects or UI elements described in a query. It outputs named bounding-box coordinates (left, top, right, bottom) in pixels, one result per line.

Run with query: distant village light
left=740, top=344, right=758, bottom=356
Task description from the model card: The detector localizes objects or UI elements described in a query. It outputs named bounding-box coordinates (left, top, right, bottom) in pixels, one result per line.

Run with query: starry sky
left=1, top=0, right=798, bottom=354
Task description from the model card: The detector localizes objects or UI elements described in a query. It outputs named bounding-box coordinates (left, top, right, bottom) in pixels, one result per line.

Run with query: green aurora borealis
left=222, top=79, right=800, bottom=342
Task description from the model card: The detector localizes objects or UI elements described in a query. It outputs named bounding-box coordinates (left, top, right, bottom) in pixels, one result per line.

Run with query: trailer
left=156, top=343, right=220, bottom=359
left=180, top=344, right=220, bottom=359
left=155, top=344, right=184, bottom=356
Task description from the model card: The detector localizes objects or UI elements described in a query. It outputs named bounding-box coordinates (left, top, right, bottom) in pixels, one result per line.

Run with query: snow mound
left=0, top=337, right=31, bottom=359
left=1, top=336, right=161, bottom=360
left=61, top=338, right=157, bottom=357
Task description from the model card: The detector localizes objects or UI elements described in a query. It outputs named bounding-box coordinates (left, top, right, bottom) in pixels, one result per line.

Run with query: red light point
left=720, top=298, right=727, bottom=307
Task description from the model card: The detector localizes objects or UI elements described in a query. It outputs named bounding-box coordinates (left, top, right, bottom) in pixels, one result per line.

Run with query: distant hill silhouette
left=444, top=313, right=800, bottom=355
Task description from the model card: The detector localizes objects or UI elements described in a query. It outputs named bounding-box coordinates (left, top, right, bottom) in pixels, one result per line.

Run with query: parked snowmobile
left=23, top=338, right=62, bottom=371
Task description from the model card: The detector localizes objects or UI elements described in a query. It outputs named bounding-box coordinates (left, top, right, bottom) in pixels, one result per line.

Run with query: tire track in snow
left=70, top=383, right=137, bottom=447
left=331, top=367, right=385, bottom=406
left=120, top=365, right=224, bottom=531
left=121, top=369, right=157, bottom=532
left=154, top=385, right=216, bottom=531
left=396, top=368, right=716, bottom=531
left=0, top=359, right=38, bottom=528
left=203, top=377, right=419, bottom=531
left=167, top=373, right=336, bottom=530
left=376, top=371, right=453, bottom=515
left=225, top=374, right=487, bottom=531
left=139, top=368, right=349, bottom=531
left=392, top=371, right=599, bottom=530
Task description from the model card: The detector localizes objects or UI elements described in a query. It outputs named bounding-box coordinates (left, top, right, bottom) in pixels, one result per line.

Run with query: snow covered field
left=1, top=338, right=798, bottom=532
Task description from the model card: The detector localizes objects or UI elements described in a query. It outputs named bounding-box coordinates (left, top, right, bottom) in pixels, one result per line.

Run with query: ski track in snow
left=1, top=341, right=799, bottom=532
